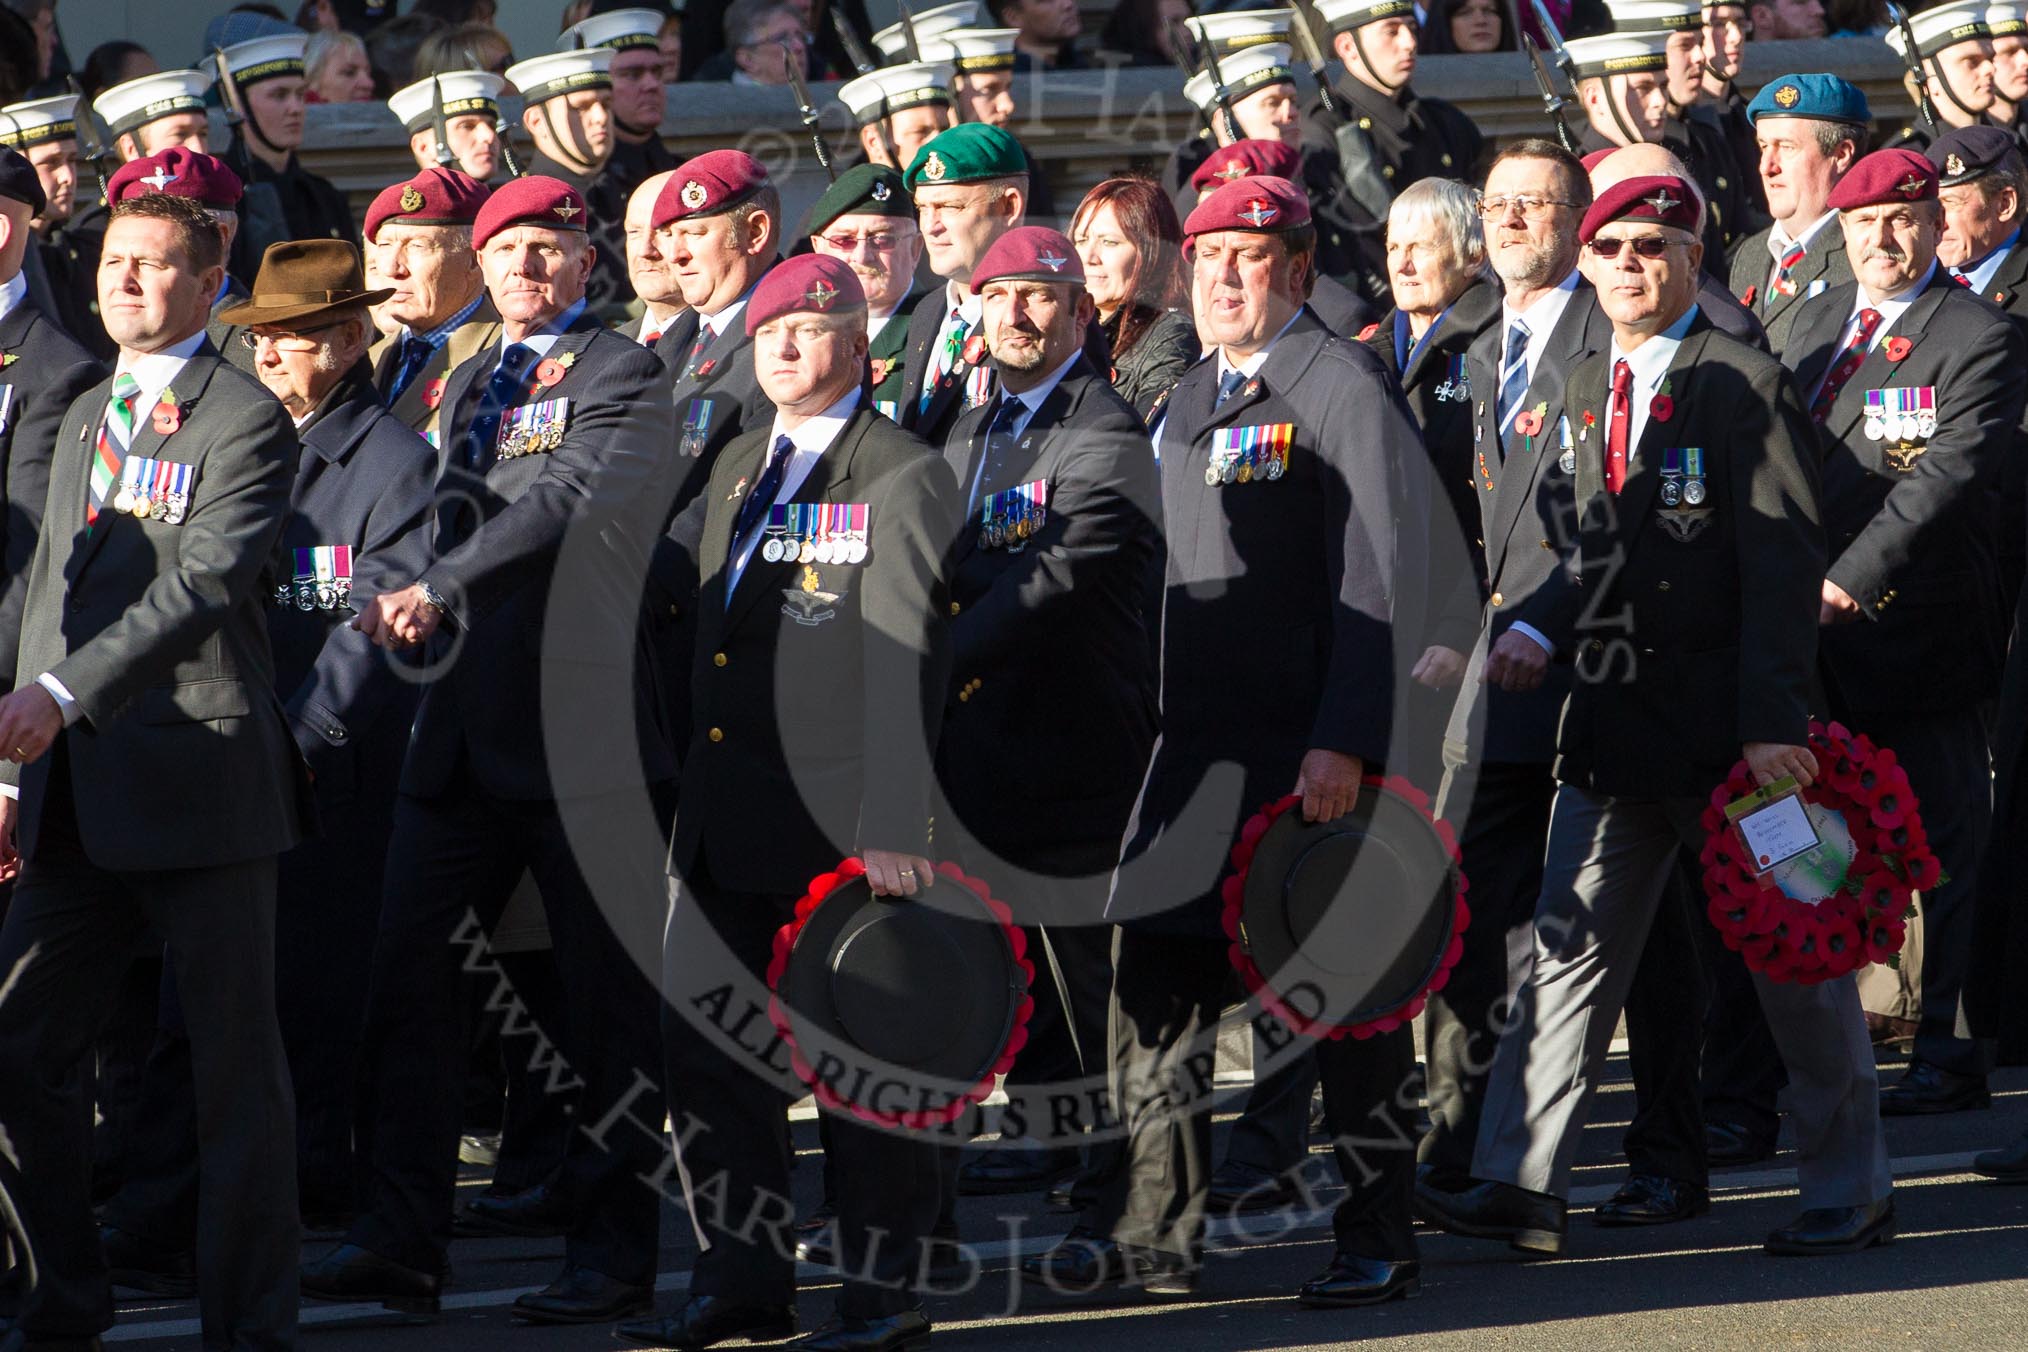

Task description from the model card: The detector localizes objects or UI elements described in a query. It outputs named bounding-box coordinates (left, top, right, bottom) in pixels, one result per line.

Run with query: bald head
left=1591, top=144, right=1708, bottom=235
left=0, top=195, right=33, bottom=281
left=625, top=169, right=685, bottom=312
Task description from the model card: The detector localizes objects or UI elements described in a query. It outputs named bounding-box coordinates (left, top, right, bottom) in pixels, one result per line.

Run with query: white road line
left=98, top=1149, right=1994, bottom=1343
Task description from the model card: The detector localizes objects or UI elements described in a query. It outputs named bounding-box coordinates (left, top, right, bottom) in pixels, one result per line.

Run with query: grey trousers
left=1472, top=784, right=1892, bottom=1211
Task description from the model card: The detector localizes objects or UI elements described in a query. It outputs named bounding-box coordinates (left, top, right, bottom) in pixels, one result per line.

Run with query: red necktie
left=1810, top=308, right=1882, bottom=424
left=1952, top=271, right=1972, bottom=288
left=1605, top=359, right=1632, bottom=496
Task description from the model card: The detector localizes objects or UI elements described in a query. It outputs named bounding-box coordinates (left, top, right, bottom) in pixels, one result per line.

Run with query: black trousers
left=0, top=748, right=297, bottom=1349
left=1087, top=928, right=1415, bottom=1267
left=346, top=771, right=668, bottom=1284
left=1219, top=1037, right=1317, bottom=1176
left=663, top=864, right=941, bottom=1320
left=1421, top=761, right=1555, bottom=1181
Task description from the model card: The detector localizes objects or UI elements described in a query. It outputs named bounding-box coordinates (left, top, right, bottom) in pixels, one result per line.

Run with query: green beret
left=903, top=123, right=1028, bottom=192
left=807, top=164, right=913, bottom=237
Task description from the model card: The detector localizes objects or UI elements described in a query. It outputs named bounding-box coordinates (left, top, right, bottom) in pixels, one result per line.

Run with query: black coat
left=1952, top=240, right=2028, bottom=626
left=1445, top=280, right=1612, bottom=766
left=1105, top=307, right=1199, bottom=425
left=936, top=357, right=1161, bottom=924
left=1786, top=272, right=2027, bottom=713
left=413, top=310, right=680, bottom=802
left=227, top=143, right=354, bottom=288
left=653, top=301, right=777, bottom=519
left=1542, top=318, right=1826, bottom=800
left=663, top=403, right=958, bottom=896
left=1112, top=310, right=1431, bottom=935
left=1308, top=273, right=1378, bottom=338
left=0, top=295, right=104, bottom=691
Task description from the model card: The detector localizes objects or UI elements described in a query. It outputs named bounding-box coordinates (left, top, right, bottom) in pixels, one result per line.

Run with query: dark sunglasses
left=1586, top=236, right=1688, bottom=261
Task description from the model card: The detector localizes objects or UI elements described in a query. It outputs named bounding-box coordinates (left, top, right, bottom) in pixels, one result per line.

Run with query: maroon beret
left=745, top=254, right=866, bottom=336
left=107, top=147, right=242, bottom=209
left=1827, top=148, right=1938, bottom=211
left=365, top=166, right=492, bottom=241
left=1183, top=174, right=1311, bottom=243
left=471, top=175, right=588, bottom=250
left=1577, top=174, right=1700, bottom=244
left=969, top=226, right=1084, bottom=294
left=1580, top=147, right=1615, bottom=174
left=1189, top=139, right=1302, bottom=192
left=655, top=149, right=770, bottom=230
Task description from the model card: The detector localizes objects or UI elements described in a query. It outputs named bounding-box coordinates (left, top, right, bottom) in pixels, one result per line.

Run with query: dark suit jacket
left=1545, top=318, right=1825, bottom=799
left=653, top=303, right=776, bottom=518
left=1729, top=221, right=1853, bottom=358
left=273, top=365, right=436, bottom=805
left=898, top=286, right=1112, bottom=447
left=937, top=357, right=1161, bottom=923
left=1697, top=273, right=1769, bottom=351
left=1, top=342, right=309, bottom=870
left=0, top=296, right=104, bottom=690
left=413, top=308, right=680, bottom=801
left=1785, top=270, right=2027, bottom=712
left=664, top=403, right=958, bottom=896
left=1955, top=240, right=2028, bottom=624
left=1445, top=280, right=1613, bottom=765
left=367, top=297, right=504, bottom=441
left=1113, top=310, right=1432, bottom=934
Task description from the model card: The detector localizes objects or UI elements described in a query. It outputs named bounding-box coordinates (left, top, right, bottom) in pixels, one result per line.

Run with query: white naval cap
left=1312, top=0, right=1418, bottom=33
left=1886, top=2, right=1991, bottom=59
left=920, top=27, right=1020, bottom=73
left=873, top=1, right=984, bottom=60
left=1183, top=8, right=1297, bottom=55
left=93, top=68, right=214, bottom=141
left=505, top=47, right=615, bottom=105
left=1988, top=2, right=2028, bottom=37
left=1183, top=42, right=1298, bottom=112
left=560, top=6, right=666, bottom=51
left=1565, top=31, right=1670, bottom=79
left=386, top=71, right=506, bottom=135
left=217, top=32, right=309, bottom=87
left=838, top=60, right=957, bottom=125
left=0, top=94, right=80, bottom=150
left=1606, top=0, right=1705, bottom=31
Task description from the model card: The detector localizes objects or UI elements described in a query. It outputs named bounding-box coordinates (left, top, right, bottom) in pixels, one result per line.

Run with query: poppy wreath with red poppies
left=1219, top=775, right=1471, bottom=1041
left=765, top=857, right=1036, bottom=1130
left=1699, top=720, right=1937, bottom=984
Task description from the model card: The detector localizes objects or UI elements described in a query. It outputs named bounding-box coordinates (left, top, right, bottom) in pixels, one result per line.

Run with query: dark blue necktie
left=1497, top=320, right=1530, bottom=435
left=389, top=334, right=434, bottom=402
left=465, top=343, right=535, bottom=469
left=969, top=396, right=1024, bottom=514
left=1215, top=369, right=1245, bottom=406
left=732, top=434, right=796, bottom=561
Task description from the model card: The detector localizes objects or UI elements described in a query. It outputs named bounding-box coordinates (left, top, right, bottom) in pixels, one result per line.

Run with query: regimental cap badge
left=1215, top=158, right=1248, bottom=181
left=1897, top=171, right=1926, bottom=199
left=399, top=184, right=424, bottom=212
left=1037, top=251, right=1067, bottom=272
left=1239, top=197, right=1278, bottom=228
left=554, top=198, right=581, bottom=220
left=924, top=151, right=947, bottom=182
left=1645, top=189, right=1681, bottom=215
left=805, top=279, right=839, bottom=309
left=681, top=179, right=708, bottom=209
left=1774, top=83, right=1800, bottom=108
left=1946, top=153, right=1967, bottom=177
left=871, top=180, right=892, bottom=202
left=140, top=168, right=176, bottom=192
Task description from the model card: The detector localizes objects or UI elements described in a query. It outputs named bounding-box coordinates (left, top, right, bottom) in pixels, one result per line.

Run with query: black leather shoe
left=299, top=1242, right=443, bottom=1316
left=617, top=1295, right=797, bottom=1348
left=1415, top=1161, right=1473, bottom=1195
left=1878, top=1060, right=1990, bottom=1116
left=509, top=1264, right=652, bottom=1324
left=1705, top=1119, right=1777, bottom=1167
left=0, top=1331, right=104, bottom=1351
left=786, top=1308, right=930, bottom=1351
left=456, top=1179, right=572, bottom=1238
left=957, top=1139, right=1079, bottom=1195
left=1295, top=1252, right=1420, bottom=1307
left=1413, top=1177, right=1566, bottom=1256
left=1206, top=1160, right=1298, bottom=1212
left=1594, top=1175, right=1711, bottom=1227
left=1973, top=1129, right=2028, bottom=1182
left=100, top=1224, right=195, bottom=1298
left=1020, top=1226, right=1126, bottom=1289
left=1764, top=1197, right=1896, bottom=1255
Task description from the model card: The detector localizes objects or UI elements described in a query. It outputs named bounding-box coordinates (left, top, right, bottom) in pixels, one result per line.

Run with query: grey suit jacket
left=1728, top=222, right=1852, bottom=359
left=3, top=342, right=309, bottom=869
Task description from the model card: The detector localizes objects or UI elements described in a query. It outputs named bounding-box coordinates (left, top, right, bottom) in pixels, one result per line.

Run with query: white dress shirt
left=929, top=285, right=983, bottom=381
left=1497, top=267, right=1581, bottom=432
left=726, top=386, right=862, bottom=594
left=490, top=298, right=585, bottom=375
left=0, top=270, right=26, bottom=327
left=697, top=297, right=748, bottom=344
left=965, top=349, right=1082, bottom=508
left=1952, top=231, right=2018, bottom=297
left=1805, top=263, right=1936, bottom=406
left=1766, top=209, right=1839, bottom=269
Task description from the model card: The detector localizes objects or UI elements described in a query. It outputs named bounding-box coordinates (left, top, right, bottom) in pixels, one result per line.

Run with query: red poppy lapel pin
left=1884, top=336, right=1913, bottom=363
left=422, top=376, right=445, bottom=410
left=696, top=358, right=717, bottom=378
left=961, top=333, right=987, bottom=366
left=1651, top=377, right=1675, bottom=424
left=152, top=389, right=182, bottom=436
left=534, top=351, right=578, bottom=388
left=1741, top=285, right=1757, bottom=307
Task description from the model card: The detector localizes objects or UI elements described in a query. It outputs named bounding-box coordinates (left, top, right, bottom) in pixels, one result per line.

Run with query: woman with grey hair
left=1362, top=174, right=1503, bottom=788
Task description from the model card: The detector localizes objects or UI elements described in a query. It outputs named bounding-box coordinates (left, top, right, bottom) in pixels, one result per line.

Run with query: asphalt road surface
left=93, top=1044, right=2028, bottom=1351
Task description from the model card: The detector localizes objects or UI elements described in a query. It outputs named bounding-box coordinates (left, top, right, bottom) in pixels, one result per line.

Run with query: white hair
left=1388, top=177, right=1491, bottom=276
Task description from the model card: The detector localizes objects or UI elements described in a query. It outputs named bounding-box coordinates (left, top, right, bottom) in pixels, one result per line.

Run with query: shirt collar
left=1956, top=230, right=2022, bottom=295
left=1856, top=259, right=1938, bottom=313
left=701, top=296, right=748, bottom=339
left=1503, top=266, right=1581, bottom=339
left=1218, top=310, right=1302, bottom=381
left=0, top=270, right=25, bottom=325
left=405, top=290, right=486, bottom=351
left=768, top=385, right=862, bottom=457
left=944, top=281, right=982, bottom=326
left=1609, top=302, right=1699, bottom=389
left=116, top=327, right=210, bottom=401
left=500, top=297, right=586, bottom=363
left=1770, top=209, right=1839, bottom=258
left=1005, top=350, right=1082, bottom=418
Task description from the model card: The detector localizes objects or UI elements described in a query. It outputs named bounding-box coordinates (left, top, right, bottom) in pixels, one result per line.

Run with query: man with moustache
left=1417, top=172, right=1894, bottom=1260
left=621, top=169, right=687, bottom=347
left=809, top=165, right=925, bottom=420
left=1883, top=4, right=2000, bottom=155
left=1782, top=147, right=2024, bottom=1117
left=506, top=47, right=631, bottom=321
left=1728, top=74, right=1869, bottom=358
left=0, top=188, right=305, bottom=1352
left=301, top=175, right=679, bottom=1328
left=363, top=166, right=501, bottom=441
left=386, top=70, right=504, bottom=182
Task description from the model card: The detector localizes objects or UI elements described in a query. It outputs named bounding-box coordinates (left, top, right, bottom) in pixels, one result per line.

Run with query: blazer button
left=949, top=601, right=961, bottom=616
left=1540, top=539, right=1552, bottom=549
left=713, top=652, right=727, bottom=667
left=667, top=603, right=680, bottom=617
left=708, top=727, right=724, bottom=743
left=1489, top=591, right=1504, bottom=607
left=1587, top=639, right=1604, bottom=655
left=326, top=726, right=345, bottom=740
left=958, top=690, right=970, bottom=703
left=1657, top=580, right=1670, bottom=591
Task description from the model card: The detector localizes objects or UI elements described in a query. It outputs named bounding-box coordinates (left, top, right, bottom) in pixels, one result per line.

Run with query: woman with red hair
left=1071, top=177, right=1200, bottom=423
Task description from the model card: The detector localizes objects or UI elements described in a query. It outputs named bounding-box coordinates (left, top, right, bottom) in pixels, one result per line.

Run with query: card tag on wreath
left=1726, top=776, right=1821, bottom=875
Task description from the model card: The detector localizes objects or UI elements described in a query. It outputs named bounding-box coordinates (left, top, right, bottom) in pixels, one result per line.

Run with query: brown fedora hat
left=216, top=239, right=393, bottom=330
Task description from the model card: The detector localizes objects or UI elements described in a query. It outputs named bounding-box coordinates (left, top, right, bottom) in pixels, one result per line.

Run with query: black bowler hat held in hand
left=768, top=859, right=1034, bottom=1129
left=1222, top=776, right=1470, bottom=1041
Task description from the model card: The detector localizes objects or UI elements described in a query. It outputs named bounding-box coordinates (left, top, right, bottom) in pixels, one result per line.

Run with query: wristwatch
left=416, top=579, right=451, bottom=617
